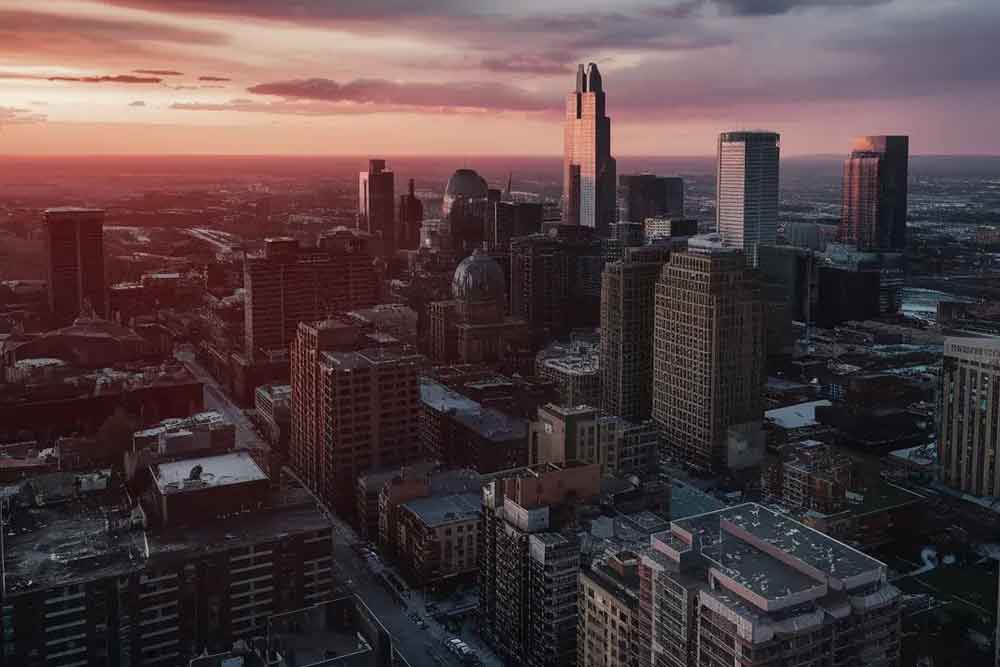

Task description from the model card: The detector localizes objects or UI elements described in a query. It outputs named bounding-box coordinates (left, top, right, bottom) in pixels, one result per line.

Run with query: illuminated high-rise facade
left=563, top=63, right=616, bottom=235
left=716, top=131, right=780, bottom=268
left=839, top=135, right=909, bottom=251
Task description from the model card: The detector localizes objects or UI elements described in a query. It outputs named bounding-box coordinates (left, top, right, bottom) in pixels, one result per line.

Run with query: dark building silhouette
left=618, top=174, right=683, bottom=224
left=397, top=178, right=423, bottom=251
left=601, top=244, right=672, bottom=422
left=442, top=168, right=498, bottom=255
left=359, top=158, right=395, bottom=251
left=487, top=201, right=544, bottom=251
left=44, top=207, right=106, bottom=323
left=564, top=63, right=616, bottom=234
left=510, top=226, right=605, bottom=345
left=839, top=135, right=909, bottom=251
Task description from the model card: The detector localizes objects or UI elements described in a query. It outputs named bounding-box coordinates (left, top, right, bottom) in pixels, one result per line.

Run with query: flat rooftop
left=765, top=400, right=832, bottom=429
left=675, top=504, right=884, bottom=596
left=2, top=495, right=144, bottom=594
left=420, top=378, right=481, bottom=413
left=151, top=450, right=266, bottom=495
left=321, top=346, right=422, bottom=370
left=540, top=354, right=599, bottom=375
left=402, top=492, right=481, bottom=527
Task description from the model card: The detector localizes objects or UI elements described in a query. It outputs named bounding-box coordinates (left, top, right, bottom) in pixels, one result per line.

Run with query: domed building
left=442, top=168, right=488, bottom=218
left=428, top=249, right=529, bottom=371
left=442, top=168, right=497, bottom=255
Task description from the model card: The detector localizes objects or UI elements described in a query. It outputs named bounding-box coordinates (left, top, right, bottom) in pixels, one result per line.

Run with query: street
left=175, top=346, right=266, bottom=450
left=316, top=484, right=501, bottom=667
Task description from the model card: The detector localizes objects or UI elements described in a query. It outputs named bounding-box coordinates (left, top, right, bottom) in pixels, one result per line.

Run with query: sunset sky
left=0, top=0, right=996, bottom=156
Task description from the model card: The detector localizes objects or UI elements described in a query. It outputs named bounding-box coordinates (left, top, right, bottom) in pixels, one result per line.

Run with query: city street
left=175, top=346, right=266, bottom=450
left=325, top=511, right=501, bottom=667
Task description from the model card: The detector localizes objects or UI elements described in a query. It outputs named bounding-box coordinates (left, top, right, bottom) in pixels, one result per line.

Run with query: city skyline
left=1, top=1, right=999, bottom=156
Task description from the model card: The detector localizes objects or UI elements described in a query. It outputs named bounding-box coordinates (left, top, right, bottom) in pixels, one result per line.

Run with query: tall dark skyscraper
left=716, top=131, right=780, bottom=268
left=839, top=135, right=909, bottom=251
left=397, top=178, right=423, bottom=251
left=358, top=158, right=395, bottom=251
left=618, top=174, right=683, bottom=223
left=563, top=63, right=616, bottom=235
left=44, top=207, right=106, bottom=323
left=600, top=245, right=671, bottom=422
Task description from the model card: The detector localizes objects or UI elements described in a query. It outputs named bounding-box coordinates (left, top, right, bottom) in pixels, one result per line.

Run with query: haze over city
left=2, top=0, right=1000, bottom=155
left=2, top=3, right=1000, bottom=667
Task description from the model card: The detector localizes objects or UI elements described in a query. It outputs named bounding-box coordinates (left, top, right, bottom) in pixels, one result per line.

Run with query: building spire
left=586, top=63, right=602, bottom=93
left=575, top=64, right=586, bottom=93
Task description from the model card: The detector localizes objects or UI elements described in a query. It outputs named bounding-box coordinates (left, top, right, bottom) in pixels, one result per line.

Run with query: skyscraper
left=397, top=178, right=423, bottom=251
left=44, top=207, right=106, bottom=323
left=652, top=235, right=766, bottom=473
left=716, top=131, right=780, bottom=268
left=839, top=135, right=909, bottom=251
left=243, top=231, right=379, bottom=361
left=563, top=63, right=616, bottom=234
left=601, top=245, right=671, bottom=422
left=618, top=174, right=683, bottom=223
left=938, top=337, right=1000, bottom=497
left=510, top=226, right=604, bottom=344
left=359, top=158, right=395, bottom=251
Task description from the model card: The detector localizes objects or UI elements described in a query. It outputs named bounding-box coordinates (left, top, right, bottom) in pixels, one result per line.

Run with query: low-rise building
left=420, top=378, right=528, bottom=472
left=535, top=343, right=601, bottom=409
left=530, top=403, right=658, bottom=476
left=1, top=461, right=334, bottom=665
left=394, top=492, right=482, bottom=586
left=254, top=383, right=291, bottom=453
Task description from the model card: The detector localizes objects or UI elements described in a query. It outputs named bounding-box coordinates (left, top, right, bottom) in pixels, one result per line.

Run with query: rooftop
left=540, top=354, right=599, bottom=375
left=673, top=503, right=885, bottom=597
left=402, top=492, right=481, bottom=527
left=151, top=451, right=266, bottom=495
left=420, top=378, right=481, bottom=413
left=321, top=346, right=422, bottom=370
left=765, top=400, right=833, bottom=429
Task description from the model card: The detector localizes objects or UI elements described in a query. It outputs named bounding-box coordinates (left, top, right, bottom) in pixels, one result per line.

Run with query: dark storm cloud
left=93, top=0, right=1000, bottom=121
left=710, top=0, right=890, bottom=16
left=247, top=77, right=554, bottom=112
left=49, top=74, right=163, bottom=83
left=134, top=69, right=183, bottom=76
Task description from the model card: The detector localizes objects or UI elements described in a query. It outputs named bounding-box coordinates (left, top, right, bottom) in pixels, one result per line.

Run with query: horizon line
left=2, top=152, right=999, bottom=160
